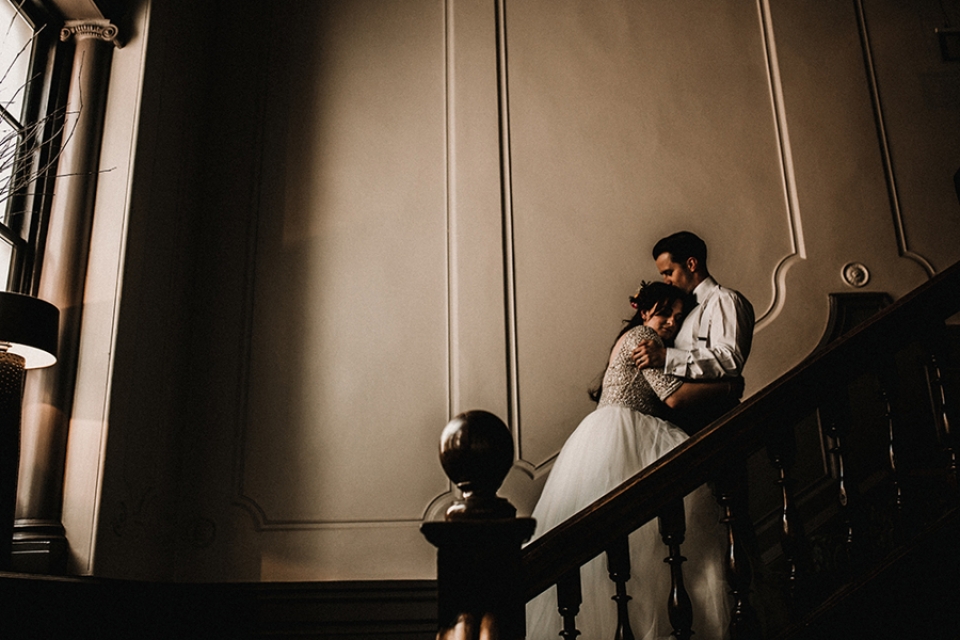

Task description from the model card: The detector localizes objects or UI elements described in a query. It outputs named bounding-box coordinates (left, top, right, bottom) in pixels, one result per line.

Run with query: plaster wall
left=64, top=0, right=960, bottom=581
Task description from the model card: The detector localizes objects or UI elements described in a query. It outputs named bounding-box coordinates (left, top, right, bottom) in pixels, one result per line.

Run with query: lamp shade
left=0, top=292, right=58, bottom=369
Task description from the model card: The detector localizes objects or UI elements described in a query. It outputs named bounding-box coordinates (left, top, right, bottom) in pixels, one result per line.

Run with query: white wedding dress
left=526, top=325, right=730, bottom=640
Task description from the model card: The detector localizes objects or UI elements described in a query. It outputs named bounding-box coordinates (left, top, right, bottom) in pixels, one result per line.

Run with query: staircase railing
left=422, top=260, right=960, bottom=640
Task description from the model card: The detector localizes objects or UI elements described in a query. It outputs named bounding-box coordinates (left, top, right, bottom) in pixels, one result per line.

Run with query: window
left=0, top=0, right=63, bottom=294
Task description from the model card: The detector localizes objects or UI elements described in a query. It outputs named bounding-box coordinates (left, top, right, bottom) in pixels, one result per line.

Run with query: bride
left=526, top=281, right=738, bottom=640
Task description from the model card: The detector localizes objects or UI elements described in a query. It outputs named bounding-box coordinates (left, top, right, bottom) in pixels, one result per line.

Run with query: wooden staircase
left=769, top=508, right=960, bottom=639
left=423, top=260, right=960, bottom=639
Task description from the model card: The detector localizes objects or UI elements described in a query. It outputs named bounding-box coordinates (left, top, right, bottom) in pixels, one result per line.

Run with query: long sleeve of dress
left=643, top=367, right=683, bottom=402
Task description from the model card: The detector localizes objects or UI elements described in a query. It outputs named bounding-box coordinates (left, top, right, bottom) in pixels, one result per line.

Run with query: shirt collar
left=691, top=276, right=718, bottom=304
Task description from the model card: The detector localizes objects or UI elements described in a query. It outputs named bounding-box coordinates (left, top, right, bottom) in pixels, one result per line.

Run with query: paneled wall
left=65, top=0, right=960, bottom=581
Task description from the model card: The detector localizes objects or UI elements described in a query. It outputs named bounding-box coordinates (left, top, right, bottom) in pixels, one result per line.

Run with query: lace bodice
left=596, top=325, right=683, bottom=416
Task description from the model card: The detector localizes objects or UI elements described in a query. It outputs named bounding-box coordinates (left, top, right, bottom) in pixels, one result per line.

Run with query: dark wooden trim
left=0, top=573, right=437, bottom=639
left=815, top=292, right=892, bottom=351
left=254, top=579, right=438, bottom=638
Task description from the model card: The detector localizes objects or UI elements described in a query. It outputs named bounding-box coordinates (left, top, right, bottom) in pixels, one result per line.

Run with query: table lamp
left=0, top=291, right=59, bottom=570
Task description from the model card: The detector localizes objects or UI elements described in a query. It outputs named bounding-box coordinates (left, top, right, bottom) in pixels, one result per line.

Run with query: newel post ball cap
left=439, top=410, right=516, bottom=520
left=0, top=292, right=59, bottom=368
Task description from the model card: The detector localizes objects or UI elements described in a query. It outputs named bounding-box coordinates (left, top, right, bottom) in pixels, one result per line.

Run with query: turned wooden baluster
left=928, top=351, right=959, bottom=492
left=880, top=384, right=904, bottom=521
left=713, top=466, right=761, bottom=640
left=658, top=499, right=693, bottom=640
left=606, top=536, right=636, bottom=640
left=556, top=568, right=583, bottom=640
left=871, top=339, right=907, bottom=510
left=767, top=424, right=807, bottom=607
left=820, top=390, right=856, bottom=567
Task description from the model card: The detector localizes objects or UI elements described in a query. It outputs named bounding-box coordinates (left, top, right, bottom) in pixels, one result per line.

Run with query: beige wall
left=61, top=0, right=960, bottom=581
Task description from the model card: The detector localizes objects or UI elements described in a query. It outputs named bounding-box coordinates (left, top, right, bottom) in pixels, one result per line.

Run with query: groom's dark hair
left=653, top=231, right=707, bottom=265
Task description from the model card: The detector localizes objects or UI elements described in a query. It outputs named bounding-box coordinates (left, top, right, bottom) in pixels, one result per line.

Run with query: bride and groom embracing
left=527, top=231, right=755, bottom=640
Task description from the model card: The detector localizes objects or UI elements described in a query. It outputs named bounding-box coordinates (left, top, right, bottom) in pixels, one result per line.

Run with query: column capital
left=60, top=19, right=121, bottom=48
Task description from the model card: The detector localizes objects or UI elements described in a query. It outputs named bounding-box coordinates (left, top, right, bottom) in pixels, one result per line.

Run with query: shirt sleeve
left=664, top=288, right=755, bottom=380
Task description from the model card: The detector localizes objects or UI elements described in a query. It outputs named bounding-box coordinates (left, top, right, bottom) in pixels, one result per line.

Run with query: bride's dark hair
left=588, top=281, right=689, bottom=403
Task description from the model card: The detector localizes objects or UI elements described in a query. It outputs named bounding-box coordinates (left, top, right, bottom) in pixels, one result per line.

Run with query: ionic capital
left=60, top=19, right=121, bottom=48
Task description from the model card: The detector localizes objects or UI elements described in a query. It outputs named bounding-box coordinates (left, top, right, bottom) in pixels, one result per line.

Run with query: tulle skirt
left=526, top=404, right=730, bottom=640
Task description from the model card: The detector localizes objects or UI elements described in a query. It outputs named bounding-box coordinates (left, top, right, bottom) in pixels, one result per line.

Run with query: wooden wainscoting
left=0, top=573, right=437, bottom=639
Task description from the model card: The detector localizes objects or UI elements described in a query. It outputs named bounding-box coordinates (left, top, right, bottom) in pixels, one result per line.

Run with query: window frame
left=0, top=0, right=68, bottom=295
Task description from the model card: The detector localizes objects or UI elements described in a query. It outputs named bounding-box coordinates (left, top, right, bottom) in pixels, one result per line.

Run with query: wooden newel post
left=421, top=410, right=536, bottom=640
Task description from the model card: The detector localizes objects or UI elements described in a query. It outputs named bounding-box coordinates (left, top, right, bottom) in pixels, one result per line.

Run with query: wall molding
left=854, top=0, right=934, bottom=276
left=755, top=0, right=807, bottom=332
left=495, top=0, right=523, bottom=462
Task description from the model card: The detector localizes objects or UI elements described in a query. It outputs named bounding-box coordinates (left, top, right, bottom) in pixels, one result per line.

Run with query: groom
left=632, top=231, right=755, bottom=434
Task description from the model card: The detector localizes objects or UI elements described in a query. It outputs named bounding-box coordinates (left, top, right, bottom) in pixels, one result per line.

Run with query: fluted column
left=13, top=19, right=119, bottom=572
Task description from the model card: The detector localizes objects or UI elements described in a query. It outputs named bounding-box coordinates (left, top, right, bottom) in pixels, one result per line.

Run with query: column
left=13, top=19, right=119, bottom=573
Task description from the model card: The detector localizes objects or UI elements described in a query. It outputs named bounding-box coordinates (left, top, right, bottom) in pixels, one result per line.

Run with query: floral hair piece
left=629, top=281, right=652, bottom=309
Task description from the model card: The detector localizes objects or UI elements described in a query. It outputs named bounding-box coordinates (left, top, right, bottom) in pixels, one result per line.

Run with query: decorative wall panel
left=858, top=0, right=960, bottom=272
left=501, top=0, right=795, bottom=468
left=239, top=0, right=451, bottom=527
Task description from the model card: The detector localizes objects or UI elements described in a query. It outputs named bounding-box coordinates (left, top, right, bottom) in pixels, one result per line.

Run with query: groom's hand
left=632, top=340, right=665, bottom=370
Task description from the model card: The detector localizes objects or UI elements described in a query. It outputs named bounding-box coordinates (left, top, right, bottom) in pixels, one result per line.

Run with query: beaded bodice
left=596, top=325, right=682, bottom=416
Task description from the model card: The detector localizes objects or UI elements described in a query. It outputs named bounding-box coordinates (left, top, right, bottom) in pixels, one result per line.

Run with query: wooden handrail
left=521, top=259, right=960, bottom=602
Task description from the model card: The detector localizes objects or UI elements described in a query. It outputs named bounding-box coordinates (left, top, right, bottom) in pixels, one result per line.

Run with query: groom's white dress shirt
left=664, top=277, right=755, bottom=380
